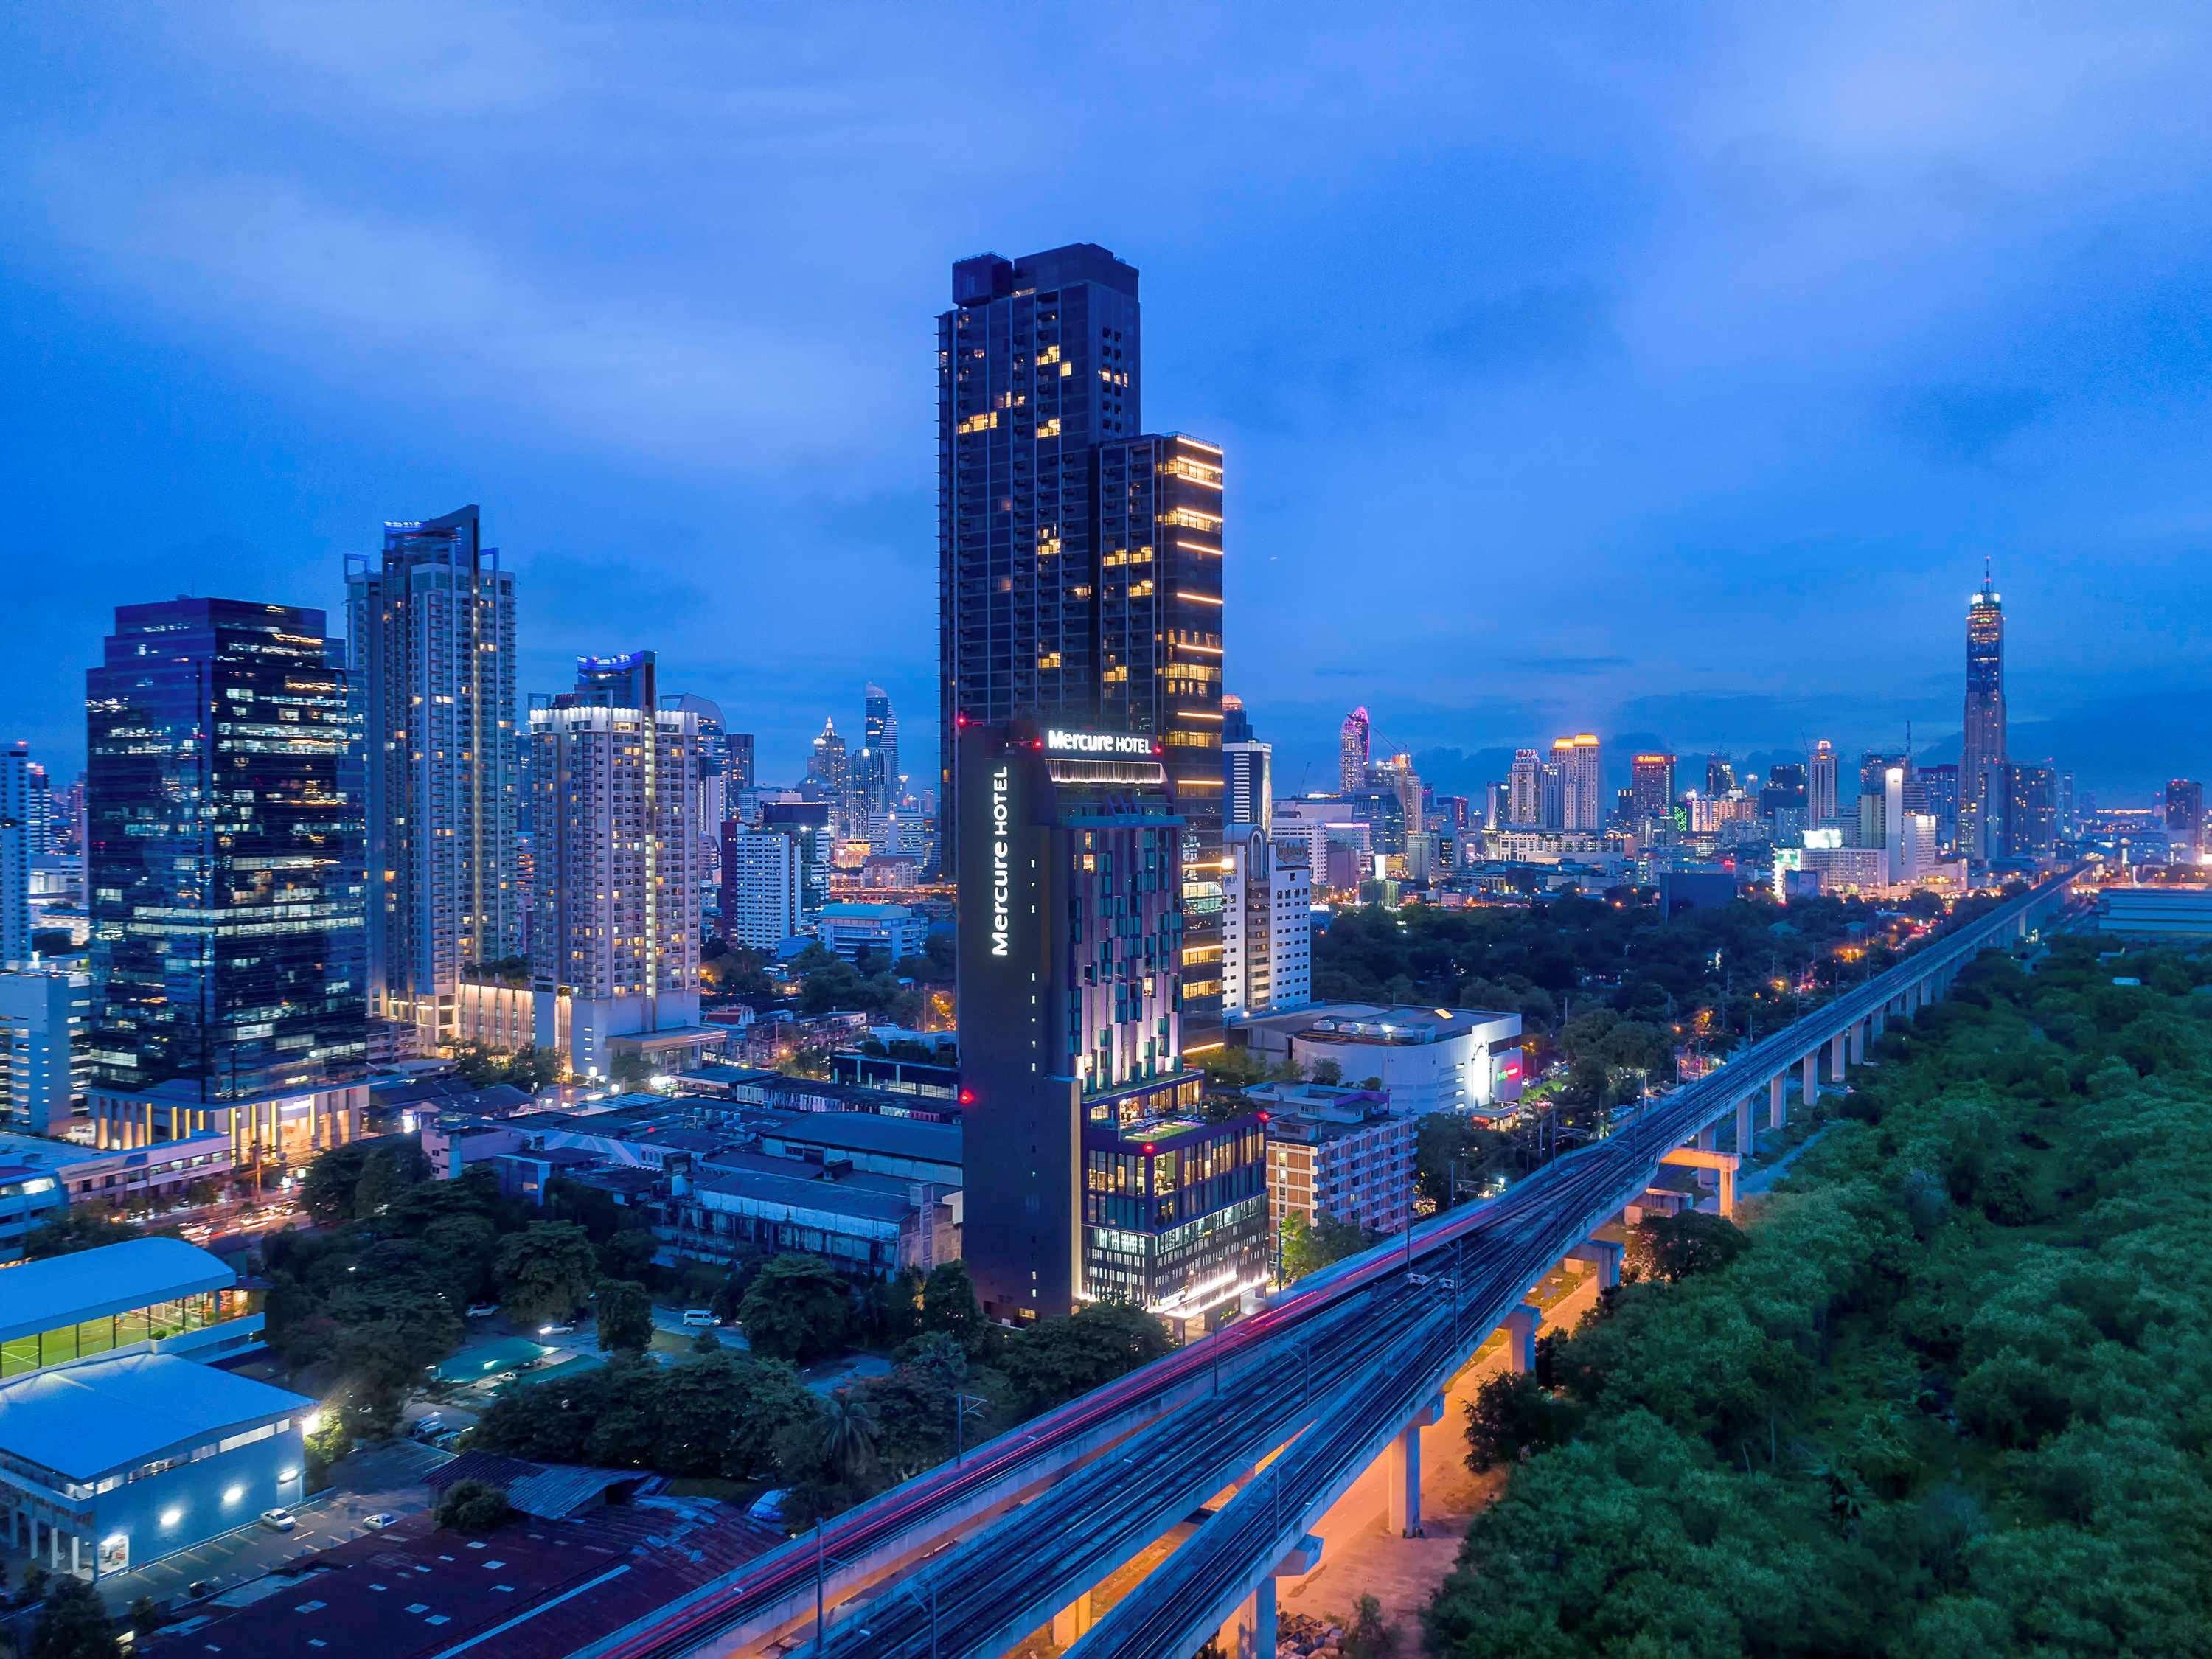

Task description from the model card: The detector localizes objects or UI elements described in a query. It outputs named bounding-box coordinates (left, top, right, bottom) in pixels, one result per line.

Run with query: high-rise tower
left=1960, top=566, right=2006, bottom=860
left=347, top=506, right=519, bottom=1048
left=86, top=598, right=366, bottom=1102
left=1808, top=740, right=1840, bottom=828
left=938, top=244, right=1228, bottom=1040
left=1338, top=708, right=1371, bottom=796
left=529, top=652, right=703, bottom=1078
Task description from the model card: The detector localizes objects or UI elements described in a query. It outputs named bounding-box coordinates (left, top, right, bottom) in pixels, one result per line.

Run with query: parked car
left=410, top=1415, right=445, bottom=1439
left=259, top=1509, right=297, bottom=1532
left=183, top=1582, right=213, bottom=1601
left=748, top=1488, right=790, bottom=1526
left=681, top=1308, right=719, bottom=1328
left=362, top=1512, right=399, bottom=1531
left=539, top=1323, right=576, bottom=1337
left=465, top=1304, right=499, bottom=1319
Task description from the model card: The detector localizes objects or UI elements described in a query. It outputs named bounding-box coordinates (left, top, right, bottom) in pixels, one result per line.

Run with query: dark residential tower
left=937, top=244, right=1229, bottom=1043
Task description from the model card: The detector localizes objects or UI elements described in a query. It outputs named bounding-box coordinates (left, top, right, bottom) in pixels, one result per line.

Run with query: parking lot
left=95, top=1437, right=452, bottom=1610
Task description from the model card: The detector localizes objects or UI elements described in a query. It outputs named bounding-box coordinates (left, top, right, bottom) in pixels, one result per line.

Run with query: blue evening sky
left=3, top=5, right=2208, bottom=798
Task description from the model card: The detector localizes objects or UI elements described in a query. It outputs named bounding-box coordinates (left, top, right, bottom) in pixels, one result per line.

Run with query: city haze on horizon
left=4, top=6, right=2211, bottom=794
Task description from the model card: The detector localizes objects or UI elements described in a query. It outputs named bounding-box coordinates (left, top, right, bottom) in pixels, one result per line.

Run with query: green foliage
left=918, top=1260, right=985, bottom=1354
left=19, top=1208, right=134, bottom=1259
left=453, top=1041, right=564, bottom=1090
left=1278, top=1211, right=1372, bottom=1282
left=29, top=1578, right=116, bottom=1659
left=1415, top=1113, right=1507, bottom=1210
left=737, top=1255, right=853, bottom=1364
left=1624, top=1210, right=1750, bottom=1284
left=1427, top=941, right=2212, bottom=1659
left=434, top=1478, right=512, bottom=1534
left=472, top=1351, right=824, bottom=1481
left=493, top=1221, right=600, bottom=1325
left=594, top=1278, right=654, bottom=1353
left=1341, top=1594, right=1402, bottom=1659
left=998, top=1301, right=1174, bottom=1416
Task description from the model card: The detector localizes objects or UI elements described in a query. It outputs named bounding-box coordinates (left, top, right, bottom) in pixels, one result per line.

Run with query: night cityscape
left=1, top=9, right=2210, bottom=1659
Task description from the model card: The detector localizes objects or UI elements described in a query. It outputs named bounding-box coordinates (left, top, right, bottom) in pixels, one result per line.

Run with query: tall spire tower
left=1959, top=564, right=2006, bottom=860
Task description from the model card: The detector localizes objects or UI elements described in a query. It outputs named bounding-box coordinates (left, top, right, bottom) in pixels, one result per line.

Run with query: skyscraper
left=1553, top=734, right=1602, bottom=832
left=86, top=598, right=366, bottom=1153
left=957, top=720, right=1262, bottom=1328
left=529, top=653, right=705, bottom=1077
left=808, top=717, right=849, bottom=824
left=937, top=243, right=1146, bottom=855
left=1630, top=753, right=1677, bottom=832
left=1960, top=567, right=2007, bottom=860
left=1506, top=748, right=1543, bottom=827
left=860, top=683, right=900, bottom=815
left=2165, top=779, right=2203, bottom=862
left=937, top=243, right=1229, bottom=1039
left=1338, top=708, right=1371, bottom=796
left=1704, top=754, right=1736, bottom=797
left=1222, top=695, right=1273, bottom=834
left=1808, top=740, right=1840, bottom=828
left=0, top=745, right=28, bottom=969
left=347, top=506, right=519, bottom=1048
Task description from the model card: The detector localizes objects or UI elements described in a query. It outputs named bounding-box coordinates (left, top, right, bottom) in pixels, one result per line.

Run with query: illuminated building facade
left=347, top=507, right=519, bottom=1048
left=1096, top=431, right=1227, bottom=1037
left=1222, top=696, right=1272, bottom=835
left=527, top=653, right=706, bottom=1078
left=1506, top=748, right=1543, bottom=827
left=1630, top=753, right=1677, bottom=832
left=1553, top=734, right=1602, bottom=832
left=956, top=722, right=1263, bottom=1327
left=2165, top=779, right=2203, bottom=862
left=1338, top=707, right=1371, bottom=796
left=1809, top=739, right=1840, bottom=828
left=1960, top=569, right=2007, bottom=860
left=86, top=599, right=366, bottom=1103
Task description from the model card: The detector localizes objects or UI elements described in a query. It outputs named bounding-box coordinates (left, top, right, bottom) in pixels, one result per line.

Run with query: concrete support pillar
left=1769, top=1074, right=1787, bottom=1130
left=1734, top=1093, right=1753, bottom=1155
left=1255, top=1576, right=1277, bottom=1659
left=1217, top=1592, right=1256, bottom=1659
left=1718, top=1163, right=1736, bottom=1219
left=1565, top=1238, right=1623, bottom=1290
left=1871, top=1007, right=1885, bottom=1041
left=1050, top=1590, right=1095, bottom=1646
left=1828, top=1032, right=1847, bottom=1081
left=1801, top=1051, right=1818, bottom=1107
left=1388, top=1422, right=1423, bottom=1537
left=1696, top=1125, right=1716, bottom=1152
left=1503, top=1303, right=1542, bottom=1375
left=1848, top=1022, right=1865, bottom=1063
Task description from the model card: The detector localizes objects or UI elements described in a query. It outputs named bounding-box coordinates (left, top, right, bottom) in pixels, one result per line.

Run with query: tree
left=434, top=1478, right=512, bottom=1534
left=1627, top=1210, right=1750, bottom=1284
left=999, top=1301, right=1173, bottom=1416
left=1415, top=1113, right=1500, bottom=1210
left=594, top=1278, right=654, bottom=1353
left=821, top=1389, right=880, bottom=1481
left=352, top=1143, right=426, bottom=1220
left=20, top=1209, right=131, bottom=1260
left=1463, top=1371, right=1582, bottom=1473
left=493, top=1222, right=600, bottom=1326
left=597, top=1227, right=659, bottom=1284
left=30, top=1578, right=117, bottom=1659
left=918, top=1261, right=984, bottom=1354
left=737, top=1256, right=853, bottom=1365
left=1279, top=1212, right=1371, bottom=1282
left=1340, top=1594, right=1400, bottom=1659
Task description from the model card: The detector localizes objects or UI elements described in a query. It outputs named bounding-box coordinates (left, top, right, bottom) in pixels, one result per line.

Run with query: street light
left=953, top=1393, right=989, bottom=1464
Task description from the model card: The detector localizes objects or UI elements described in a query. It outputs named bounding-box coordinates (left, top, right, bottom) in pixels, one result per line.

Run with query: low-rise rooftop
left=0, top=1353, right=310, bottom=1481
left=0, top=1237, right=236, bottom=1343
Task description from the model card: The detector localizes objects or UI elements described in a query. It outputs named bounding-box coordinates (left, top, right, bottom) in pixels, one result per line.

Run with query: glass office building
left=86, top=598, right=366, bottom=1101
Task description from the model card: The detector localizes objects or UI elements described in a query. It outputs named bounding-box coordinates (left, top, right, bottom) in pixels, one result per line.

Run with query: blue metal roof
left=0, top=1237, right=236, bottom=1343
left=0, top=1352, right=310, bottom=1480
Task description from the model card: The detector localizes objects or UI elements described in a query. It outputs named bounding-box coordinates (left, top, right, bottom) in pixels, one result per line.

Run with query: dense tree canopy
left=1426, top=936, right=2212, bottom=1659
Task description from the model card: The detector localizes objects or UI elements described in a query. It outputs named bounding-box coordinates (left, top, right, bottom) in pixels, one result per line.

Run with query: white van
left=681, top=1308, right=719, bottom=1328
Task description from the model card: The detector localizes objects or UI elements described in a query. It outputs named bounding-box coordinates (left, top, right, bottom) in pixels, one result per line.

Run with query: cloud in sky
left=2, top=2, right=2211, bottom=797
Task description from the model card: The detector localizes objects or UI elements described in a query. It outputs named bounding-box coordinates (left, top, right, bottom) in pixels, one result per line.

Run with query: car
left=465, top=1304, right=499, bottom=1319
left=361, top=1512, right=399, bottom=1531
left=681, top=1308, right=719, bottom=1327
left=259, top=1509, right=297, bottom=1532
left=748, top=1488, right=790, bottom=1525
left=410, top=1415, right=445, bottom=1439
left=539, top=1323, right=575, bottom=1337
left=183, top=1582, right=213, bottom=1601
